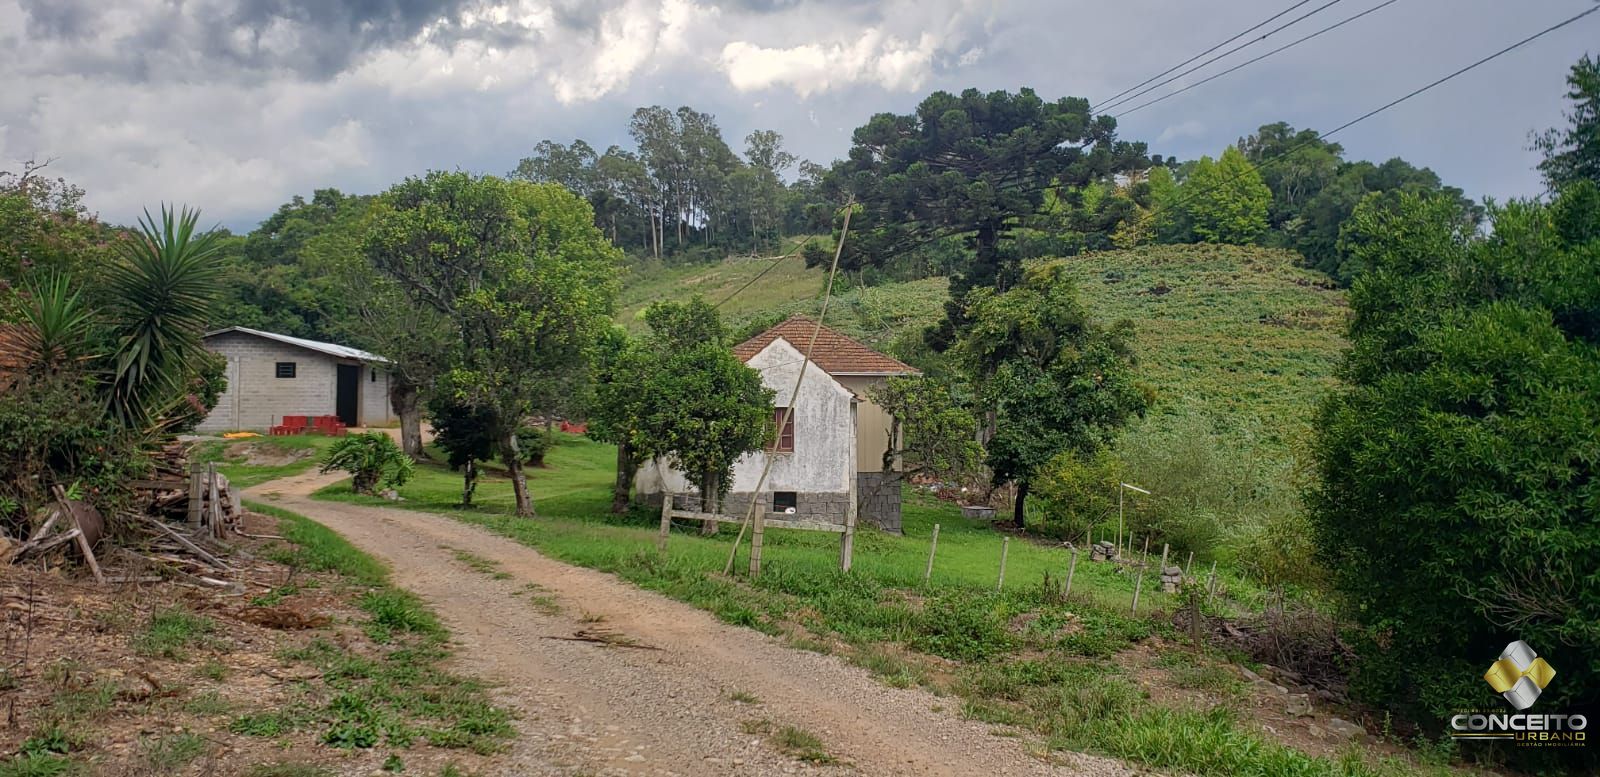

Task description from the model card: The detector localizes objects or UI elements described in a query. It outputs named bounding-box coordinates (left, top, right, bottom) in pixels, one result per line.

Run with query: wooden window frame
left=772, top=407, right=795, bottom=452
left=772, top=491, right=798, bottom=512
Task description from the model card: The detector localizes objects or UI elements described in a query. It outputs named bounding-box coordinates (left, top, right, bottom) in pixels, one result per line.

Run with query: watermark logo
left=1450, top=640, right=1585, bottom=747
left=1484, top=640, right=1555, bottom=711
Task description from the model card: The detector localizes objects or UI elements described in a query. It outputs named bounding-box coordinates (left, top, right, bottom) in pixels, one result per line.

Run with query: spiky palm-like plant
left=104, top=205, right=224, bottom=430
left=0, top=274, right=97, bottom=380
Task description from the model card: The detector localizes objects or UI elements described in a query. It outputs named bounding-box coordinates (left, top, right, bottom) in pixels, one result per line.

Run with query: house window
left=370, top=368, right=377, bottom=383
left=772, top=408, right=795, bottom=452
left=275, top=362, right=297, bottom=378
left=772, top=492, right=797, bottom=512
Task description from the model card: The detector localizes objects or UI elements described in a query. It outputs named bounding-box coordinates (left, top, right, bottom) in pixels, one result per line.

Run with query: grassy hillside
left=616, top=244, right=1348, bottom=444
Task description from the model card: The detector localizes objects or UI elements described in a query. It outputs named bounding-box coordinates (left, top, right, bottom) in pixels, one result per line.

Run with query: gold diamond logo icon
left=1484, top=641, right=1555, bottom=710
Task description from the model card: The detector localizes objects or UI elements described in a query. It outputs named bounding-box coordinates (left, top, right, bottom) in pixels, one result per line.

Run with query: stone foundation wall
left=856, top=472, right=903, bottom=534
left=646, top=491, right=850, bottom=525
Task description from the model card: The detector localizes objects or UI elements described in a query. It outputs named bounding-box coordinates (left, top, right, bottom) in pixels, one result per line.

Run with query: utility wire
left=1093, top=0, right=1348, bottom=114
left=1094, top=0, right=1318, bottom=109
left=1113, top=0, right=1401, bottom=119
left=713, top=241, right=809, bottom=309
left=1131, top=4, right=1600, bottom=231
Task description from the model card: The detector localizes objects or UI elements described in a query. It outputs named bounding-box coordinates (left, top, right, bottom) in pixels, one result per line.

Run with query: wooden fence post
left=1185, top=551, right=1194, bottom=576
left=1158, top=543, right=1170, bottom=583
left=996, top=537, right=1010, bottom=591
left=1206, top=561, right=1219, bottom=605
left=207, top=463, right=222, bottom=538
left=839, top=498, right=856, bottom=573
left=1063, top=548, right=1078, bottom=599
left=657, top=493, right=672, bottom=554
left=187, top=462, right=204, bottom=529
left=749, top=510, right=765, bottom=578
left=1130, top=560, right=1145, bottom=615
left=923, top=523, right=940, bottom=586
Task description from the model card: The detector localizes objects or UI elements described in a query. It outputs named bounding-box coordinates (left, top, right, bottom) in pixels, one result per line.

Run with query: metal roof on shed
left=203, top=326, right=390, bottom=364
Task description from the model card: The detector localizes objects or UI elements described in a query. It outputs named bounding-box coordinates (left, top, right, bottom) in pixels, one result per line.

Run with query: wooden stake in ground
left=1185, top=551, right=1194, bottom=576
left=750, top=506, right=765, bottom=577
left=839, top=486, right=856, bottom=573
left=923, top=523, right=940, bottom=586
left=187, top=462, right=204, bottom=529
left=1063, top=548, right=1078, bottom=599
left=996, top=537, right=1010, bottom=591
left=657, top=494, right=672, bottom=554
left=207, top=463, right=222, bottom=538
left=1158, top=543, right=1170, bottom=584
left=1130, top=559, right=1145, bottom=615
left=1206, top=560, right=1219, bottom=605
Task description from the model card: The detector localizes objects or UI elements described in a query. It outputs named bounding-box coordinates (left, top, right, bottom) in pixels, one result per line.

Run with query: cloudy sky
left=2, top=0, right=1595, bottom=231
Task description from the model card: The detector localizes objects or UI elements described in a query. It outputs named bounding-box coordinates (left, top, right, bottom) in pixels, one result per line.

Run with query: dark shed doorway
left=336, top=364, right=360, bottom=427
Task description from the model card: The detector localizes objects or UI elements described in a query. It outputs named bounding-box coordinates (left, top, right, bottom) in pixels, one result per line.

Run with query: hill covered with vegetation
left=618, top=243, right=1348, bottom=448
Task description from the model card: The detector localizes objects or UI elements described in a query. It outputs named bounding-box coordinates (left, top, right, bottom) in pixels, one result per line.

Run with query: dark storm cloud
left=17, top=0, right=102, bottom=40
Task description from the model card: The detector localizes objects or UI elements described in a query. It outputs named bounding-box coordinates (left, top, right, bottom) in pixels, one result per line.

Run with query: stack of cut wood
left=5, top=443, right=246, bottom=588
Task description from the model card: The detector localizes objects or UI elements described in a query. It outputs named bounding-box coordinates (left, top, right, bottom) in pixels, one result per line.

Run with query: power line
left=1093, top=0, right=1348, bottom=114
left=713, top=242, right=809, bottom=309
left=1135, top=4, right=1600, bottom=230
left=1113, top=0, right=1401, bottom=119
left=1093, top=0, right=1318, bottom=109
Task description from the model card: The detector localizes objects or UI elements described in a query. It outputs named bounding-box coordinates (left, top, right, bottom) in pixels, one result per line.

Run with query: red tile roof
left=733, top=315, right=919, bottom=376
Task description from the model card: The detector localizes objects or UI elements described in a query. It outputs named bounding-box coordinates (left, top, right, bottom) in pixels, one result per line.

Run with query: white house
left=196, top=327, right=395, bottom=433
left=635, top=316, right=918, bottom=532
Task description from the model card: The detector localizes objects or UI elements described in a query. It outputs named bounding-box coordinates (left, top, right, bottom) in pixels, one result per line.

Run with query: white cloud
left=720, top=29, right=940, bottom=96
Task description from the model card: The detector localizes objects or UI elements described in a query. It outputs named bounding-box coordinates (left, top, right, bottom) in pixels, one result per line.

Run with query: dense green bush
left=321, top=432, right=414, bottom=495
left=1310, top=185, right=1600, bottom=769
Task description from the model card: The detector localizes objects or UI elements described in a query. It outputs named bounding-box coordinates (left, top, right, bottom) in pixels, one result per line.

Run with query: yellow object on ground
left=222, top=431, right=261, bottom=439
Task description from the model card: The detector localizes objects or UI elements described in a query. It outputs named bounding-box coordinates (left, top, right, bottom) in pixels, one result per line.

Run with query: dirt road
left=249, top=471, right=1133, bottom=777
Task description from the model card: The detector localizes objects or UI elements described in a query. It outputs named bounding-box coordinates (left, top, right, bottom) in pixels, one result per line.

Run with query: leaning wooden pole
left=996, top=537, right=1010, bottom=591
left=923, top=523, right=940, bottom=586
left=723, top=202, right=854, bottom=576
left=1063, top=548, right=1079, bottom=599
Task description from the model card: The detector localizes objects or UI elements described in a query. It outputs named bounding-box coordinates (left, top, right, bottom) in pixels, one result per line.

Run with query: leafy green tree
left=957, top=263, right=1148, bottom=528
left=0, top=160, right=114, bottom=288
left=321, top=432, right=414, bottom=495
left=866, top=375, right=981, bottom=502
left=1176, top=146, right=1270, bottom=244
left=588, top=298, right=770, bottom=517
left=429, top=395, right=496, bottom=506
left=210, top=189, right=369, bottom=340
left=1310, top=184, right=1600, bottom=744
left=825, top=88, right=1150, bottom=349
left=364, top=172, right=620, bottom=516
left=1534, top=53, right=1600, bottom=191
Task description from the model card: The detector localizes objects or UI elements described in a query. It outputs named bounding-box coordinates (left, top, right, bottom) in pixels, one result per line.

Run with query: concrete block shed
left=635, top=316, right=918, bottom=533
left=196, top=327, right=395, bottom=434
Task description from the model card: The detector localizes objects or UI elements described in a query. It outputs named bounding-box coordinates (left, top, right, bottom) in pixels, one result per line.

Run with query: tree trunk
left=612, top=442, right=636, bottom=514
left=1013, top=481, right=1029, bottom=529
left=699, top=472, right=719, bottom=535
left=461, top=459, right=479, bottom=507
left=502, top=434, right=535, bottom=518
left=390, top=378, right=426, bottom=461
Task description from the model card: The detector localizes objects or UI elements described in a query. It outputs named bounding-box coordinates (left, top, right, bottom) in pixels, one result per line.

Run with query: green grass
left=306, top=434, right=1471, bottom=777
left=132, top=608, right=216, bottom=659
left=192, top=435, right=337, bottom=489
left=227, top=504, right=512, bottom=755
left=619, top=245, right=1344, bottom=435
left=614, top=239, right=828, bottom=331
left=137, top=732, right=209, bottom=771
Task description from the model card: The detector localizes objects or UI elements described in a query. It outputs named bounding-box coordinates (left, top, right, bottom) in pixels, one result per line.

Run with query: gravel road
left=249, top=471, right=1136, bottom=777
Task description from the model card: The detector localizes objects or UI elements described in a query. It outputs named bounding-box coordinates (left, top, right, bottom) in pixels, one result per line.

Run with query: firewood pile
left=3, top=442, right=247, bottom=590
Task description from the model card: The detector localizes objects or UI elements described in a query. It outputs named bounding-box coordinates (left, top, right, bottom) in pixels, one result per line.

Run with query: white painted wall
left=359, top=366, right=395, bottom=426
left=636, top=338, right=858, bottom=496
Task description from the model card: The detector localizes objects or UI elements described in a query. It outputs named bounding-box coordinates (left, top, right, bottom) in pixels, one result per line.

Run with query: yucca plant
left=104, top=205, right=224, bottom=431
left=3, top=274, right=98, bottom=375
left=320, top=433, right=415, bottom=495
